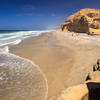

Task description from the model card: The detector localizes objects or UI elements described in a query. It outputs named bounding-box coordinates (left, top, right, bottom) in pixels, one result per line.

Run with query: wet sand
left=10, top=31, right=100, bottom=99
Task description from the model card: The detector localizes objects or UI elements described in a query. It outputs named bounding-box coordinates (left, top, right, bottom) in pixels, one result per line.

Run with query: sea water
left=0, top=30, right=52, bottom=46
left=0, top=30, right=51, bottom=99
left=0, top=47, right=48, bottom=100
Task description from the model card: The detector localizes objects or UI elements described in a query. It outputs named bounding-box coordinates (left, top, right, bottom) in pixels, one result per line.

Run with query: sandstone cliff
left=61, top=8, right=100, bottom=35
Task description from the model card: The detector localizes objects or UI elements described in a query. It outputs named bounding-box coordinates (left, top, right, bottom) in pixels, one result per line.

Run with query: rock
left=86, top=71, right=100, bottom=82
left=93, top=59, right=100, bottom=72
left=54, top=84, right=88, bottom=100
left=61, top=8, right=100, bottom=35
left=49, top=59, right=100, bottom=100
left=49, top=72, right=100, bottom=100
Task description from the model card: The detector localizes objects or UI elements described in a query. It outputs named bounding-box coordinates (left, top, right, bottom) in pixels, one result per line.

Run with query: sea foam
left=0, top=30, right=52, bottom=46
left=0, top=47, right=48, bottom=100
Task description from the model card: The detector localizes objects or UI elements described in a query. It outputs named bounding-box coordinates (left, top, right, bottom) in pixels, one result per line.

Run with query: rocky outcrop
left=49, top=59, right=100, bottom=100
left=61, top=8, right=100, bottom=35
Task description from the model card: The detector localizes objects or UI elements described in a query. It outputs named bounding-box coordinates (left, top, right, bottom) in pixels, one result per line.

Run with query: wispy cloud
left=16, top=12, right=57, bottom=17
left=37, top=14, right=45, bottom=16
left=16, top=13, right=45, bottom=17
left=51, top=13, right=56, bottom=17
left=22, top=5, right=35, bottom=11
left=45, top=24, right=59, bottom=30
left=16, top=13, right=33, bottom=16
left=24, top=13, right=33, bottom=16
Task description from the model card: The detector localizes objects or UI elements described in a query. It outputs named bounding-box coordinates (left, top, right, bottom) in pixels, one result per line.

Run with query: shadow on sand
left=86, top=82, right=100, bottom=100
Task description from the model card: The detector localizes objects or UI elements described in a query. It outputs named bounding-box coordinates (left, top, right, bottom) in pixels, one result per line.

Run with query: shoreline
left=0, top=30, right=53, bottom=47
left=7, top=31, right=100, bottom=99
left=8, top=32, right=52, bottom=50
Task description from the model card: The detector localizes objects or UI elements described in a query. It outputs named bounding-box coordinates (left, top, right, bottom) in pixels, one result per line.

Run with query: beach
left=10, top=31, right=100, bottom=99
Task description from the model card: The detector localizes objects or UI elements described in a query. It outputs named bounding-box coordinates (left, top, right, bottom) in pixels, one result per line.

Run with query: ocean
left=0, top=30, right=52, bottom=46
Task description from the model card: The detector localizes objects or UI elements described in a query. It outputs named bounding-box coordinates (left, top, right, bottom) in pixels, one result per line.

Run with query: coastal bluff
left=61, top=8, right=100, bottom=35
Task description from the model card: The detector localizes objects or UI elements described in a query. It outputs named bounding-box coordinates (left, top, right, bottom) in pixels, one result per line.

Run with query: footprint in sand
left=0, top=46, right=48, bottom=100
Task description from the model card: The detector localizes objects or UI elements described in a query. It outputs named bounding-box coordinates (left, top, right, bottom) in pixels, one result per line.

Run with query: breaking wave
left=0, top=48, right=48, bottom=100
left=0, top=30, right=52, bottom=46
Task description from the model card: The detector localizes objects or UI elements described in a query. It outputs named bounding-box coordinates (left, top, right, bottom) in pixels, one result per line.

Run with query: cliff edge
left=61, top=8, right=100, bottom=35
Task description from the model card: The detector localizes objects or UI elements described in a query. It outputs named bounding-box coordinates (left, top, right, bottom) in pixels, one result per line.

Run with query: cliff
left=61, top=8, right=100, bottom=35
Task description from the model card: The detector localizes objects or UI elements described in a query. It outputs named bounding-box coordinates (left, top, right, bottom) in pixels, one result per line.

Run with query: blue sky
left=0, top=0, right=100, bottom=30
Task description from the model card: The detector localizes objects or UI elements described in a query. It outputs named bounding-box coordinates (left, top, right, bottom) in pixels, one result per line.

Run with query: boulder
left=49, top=59, right=100, bottom=100
left=54, top=84, right=88, bottom=100
left=49, top=72, right=100, bottom=100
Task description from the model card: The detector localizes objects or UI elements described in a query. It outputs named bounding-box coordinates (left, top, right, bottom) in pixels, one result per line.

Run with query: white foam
left=12, top=39, right=22, bottom=45
left=0, top=30, right=52, bottom=46
left=0, top=39, right=22, bottom=46
left=0, top=46, right=9, bottom=53
left=0, top=49, right=48, bottom=100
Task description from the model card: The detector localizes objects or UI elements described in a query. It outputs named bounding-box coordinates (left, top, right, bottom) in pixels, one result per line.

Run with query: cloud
left=22, top=5, right=35, bottom=10
left=16, top=13, right=46, bottom=17
left=45, top=24, right=59, bottom=30
left=51, top=14, right=56, bottom=17
left=16, top=13, right=33, bottom=16
left=24, top=13, right=33, bottom=16
left=37, top=14, right=45, bottom=16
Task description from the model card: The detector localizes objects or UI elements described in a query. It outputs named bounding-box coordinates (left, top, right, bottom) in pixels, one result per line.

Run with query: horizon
left=0, top=0, right=100, bottom=30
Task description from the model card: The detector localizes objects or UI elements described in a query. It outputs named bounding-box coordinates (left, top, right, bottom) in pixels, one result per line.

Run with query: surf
left=0, top=46, right=48, bottom=100
left=0, top=30, right=52, bottom=46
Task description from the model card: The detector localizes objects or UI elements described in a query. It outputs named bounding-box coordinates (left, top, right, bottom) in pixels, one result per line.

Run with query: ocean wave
left=0, top=39, right=22, bottom=46
left=0, top=30, right=52, bottom=46
left=0, top=47, right=48, bottom=100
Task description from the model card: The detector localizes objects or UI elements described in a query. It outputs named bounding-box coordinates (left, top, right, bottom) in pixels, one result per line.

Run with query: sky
left=0, top=0, right=100, bottom=30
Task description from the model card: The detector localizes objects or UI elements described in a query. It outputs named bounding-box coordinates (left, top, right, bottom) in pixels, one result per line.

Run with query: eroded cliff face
left=61, top=8, right=100, bottom=35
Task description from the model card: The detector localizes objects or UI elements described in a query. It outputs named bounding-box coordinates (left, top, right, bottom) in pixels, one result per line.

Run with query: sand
left=10, top=31, right=100, bottom=99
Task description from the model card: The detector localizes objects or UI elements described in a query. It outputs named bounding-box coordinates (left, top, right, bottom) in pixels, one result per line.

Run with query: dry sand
left=9, top=31, right=100, bottom=99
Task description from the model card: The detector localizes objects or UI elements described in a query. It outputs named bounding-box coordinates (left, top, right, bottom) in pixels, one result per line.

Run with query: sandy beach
left=9, top=31, right=100, bottom=99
